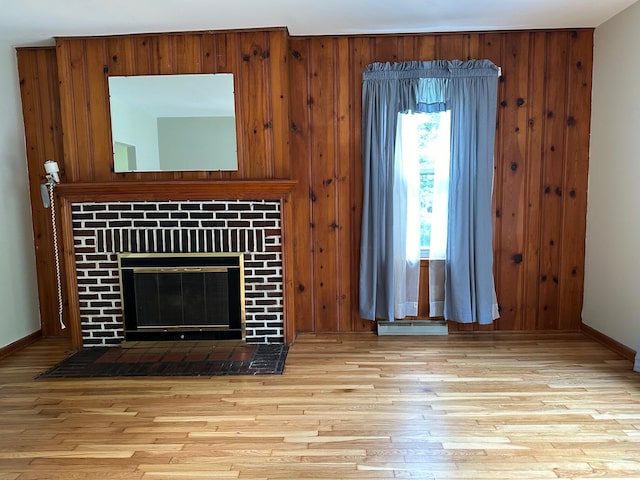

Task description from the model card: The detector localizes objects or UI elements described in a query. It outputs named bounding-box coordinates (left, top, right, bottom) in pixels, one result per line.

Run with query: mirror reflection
left=108, top=73, right=238, bottom=173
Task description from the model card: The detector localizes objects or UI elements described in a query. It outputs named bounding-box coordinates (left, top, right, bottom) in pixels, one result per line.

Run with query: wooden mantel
left=55, top=179, right=298, bottom=349
left=55, top=180, right=298, bottom=202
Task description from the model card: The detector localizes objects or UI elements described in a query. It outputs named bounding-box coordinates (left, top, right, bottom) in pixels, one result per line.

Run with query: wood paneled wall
left=55, top=28, right=290, bottom=182
left=17, top=47, right=67, bottom=337
left=288, top=30, right=593, bottom=332
left=17, top=28, right=593, bottom=338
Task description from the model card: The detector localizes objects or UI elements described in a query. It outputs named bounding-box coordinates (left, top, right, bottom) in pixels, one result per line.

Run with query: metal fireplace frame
left=117, top=252, right=245, bottom=342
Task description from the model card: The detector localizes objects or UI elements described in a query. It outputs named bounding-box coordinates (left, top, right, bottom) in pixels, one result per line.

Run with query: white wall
left=583, top=1, right=640, bottom=351
left=0, top=43, right=41, bottom=348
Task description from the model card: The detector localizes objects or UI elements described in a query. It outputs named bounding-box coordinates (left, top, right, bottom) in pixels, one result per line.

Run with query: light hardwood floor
left=0, top=332, right=639, bottom=479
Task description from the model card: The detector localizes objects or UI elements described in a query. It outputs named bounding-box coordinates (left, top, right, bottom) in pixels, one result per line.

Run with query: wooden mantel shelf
left=55, top=180, right=298, bottom=202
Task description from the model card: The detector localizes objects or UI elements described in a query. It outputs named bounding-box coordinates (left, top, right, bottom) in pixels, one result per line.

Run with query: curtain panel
left=359, top=59, right=500, bottom=324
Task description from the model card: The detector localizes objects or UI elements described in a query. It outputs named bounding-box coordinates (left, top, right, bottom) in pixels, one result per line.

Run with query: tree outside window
left=400, top=111, right=451, bottom=258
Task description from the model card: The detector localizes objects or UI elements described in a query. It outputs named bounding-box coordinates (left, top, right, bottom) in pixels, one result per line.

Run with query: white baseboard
left=377, top=320, right=448, bottom=336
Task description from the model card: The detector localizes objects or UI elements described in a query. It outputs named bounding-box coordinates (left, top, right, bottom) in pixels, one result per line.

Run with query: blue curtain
left=444, top=63, right=500, bottom=324
left=359, top=62, right=421, bottom=321
left=359, top=60, right=500, bottom=324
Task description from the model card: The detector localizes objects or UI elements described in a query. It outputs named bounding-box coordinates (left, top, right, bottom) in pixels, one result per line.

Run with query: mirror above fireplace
left=108, top=73, right=238, bottom=173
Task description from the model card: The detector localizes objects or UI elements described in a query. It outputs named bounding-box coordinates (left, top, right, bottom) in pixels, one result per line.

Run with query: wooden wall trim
left=0, top=331, right=43, bottom=361
left=54, top=180, right=297, bottom=202
left=580, top=323, right=636, bottom=363
left=280, top=195, right=296, bottom=344
left=54, top=26, right=289, bottom=41
left=59, top=198, right=83, bottom=349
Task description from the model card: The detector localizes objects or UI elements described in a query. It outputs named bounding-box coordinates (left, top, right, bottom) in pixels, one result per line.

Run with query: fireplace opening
left=118, top=253, right=244, bottom=341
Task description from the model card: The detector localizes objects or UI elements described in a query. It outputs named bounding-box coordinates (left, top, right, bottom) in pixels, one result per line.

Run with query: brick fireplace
left=70, top=199, right=284, bottom=346
left=57, top=180, right=295, bottom=348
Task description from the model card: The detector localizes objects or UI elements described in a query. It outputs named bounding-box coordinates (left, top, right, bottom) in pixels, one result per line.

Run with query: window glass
left=399, top=111, right=451, bottom=258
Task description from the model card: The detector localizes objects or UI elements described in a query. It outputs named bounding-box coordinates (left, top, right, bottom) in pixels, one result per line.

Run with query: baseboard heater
left=377, top=320, right=448, bottom=336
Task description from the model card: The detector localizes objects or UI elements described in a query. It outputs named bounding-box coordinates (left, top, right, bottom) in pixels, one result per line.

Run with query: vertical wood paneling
left=201, top=34, right=219, bottom=73
left=374, top=36, right=400, bottom=63
left=466, top=34, right=482, bottom=60
left=20, top=28, right=593, bottom=337
left=479, top=33, right=503, bottom=66
left=495, top=32, right=530, bottom=330
left=56, top=39, right=86, bottom=182
left=335, top=37, right=354, bottom=331
left=59, top=198, right=83, bottom=347
left=416, top=36, right=437, bottom=60
left=107, top=36, right=135, bottom=76
left=290, top=29, right=592, bottom=334
left=269, top=30, right=291, bottom=179
left=289, top=38, right=314, bottom=332
left=399, top=37, right=417, bottom=62
left=436, top=34, right=466, bottom=60
left=290, top=37, right=360, bottom=332
left=17, top=47, right=67, bottom=337
left=218, top=33, right=242, bottom=180
left=537, top=32, right=570, bottom=329
left=348, top=37, right=373, bottom=331
left=488, top=34, right=506, bottom=332
left=522, top=32, right=547, bottom=330
left=174, top=34, right=203, bottom=73
left=309, top=38, right=341, bottom=331
left=156, top=35, right=175, bottom=74
left=132, top=36, right=155, bottom=75
left=558, top=30, right=592, bottom=330
left=280, top=194, right=296, bottom=344
left=237, top=31, right=271, bottom=178
left=86, top=41, right=111, bottom=181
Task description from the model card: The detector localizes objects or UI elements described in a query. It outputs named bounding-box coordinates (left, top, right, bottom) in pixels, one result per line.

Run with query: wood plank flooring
left=0, top=332, right=638, bottom=479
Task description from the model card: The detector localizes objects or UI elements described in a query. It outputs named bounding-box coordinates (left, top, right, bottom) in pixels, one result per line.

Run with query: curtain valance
left=362, top=60, right=499, bottom=81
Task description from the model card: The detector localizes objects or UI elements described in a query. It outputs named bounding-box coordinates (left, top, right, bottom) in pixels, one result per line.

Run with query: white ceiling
left=2, top=0, right=638, bottom=47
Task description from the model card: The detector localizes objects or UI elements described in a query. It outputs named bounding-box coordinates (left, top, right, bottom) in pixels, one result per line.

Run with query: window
left=398, top=110, right=451, bottom=258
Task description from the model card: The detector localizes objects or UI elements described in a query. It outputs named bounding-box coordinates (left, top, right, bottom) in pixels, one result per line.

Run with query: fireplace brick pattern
left=71, top=200, right=284, bottom=346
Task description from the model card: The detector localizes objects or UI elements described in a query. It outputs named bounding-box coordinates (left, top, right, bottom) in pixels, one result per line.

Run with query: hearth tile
left=119, top=352, right=144, bottom=363
left=162, top=352, right=186, bottom=362
left=37, top=344, right=289, bottom=378
left=96, top=349, right=124, bottom=363
left=209, top=353, right=230, bottom=361
left=185, top=353, right=207, bottom=362
left=141, top=353, right=163, bottom=362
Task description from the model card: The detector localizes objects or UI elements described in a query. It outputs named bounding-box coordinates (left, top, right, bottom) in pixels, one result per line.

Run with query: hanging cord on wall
left=48, top=183, right=65, bottom=330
